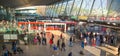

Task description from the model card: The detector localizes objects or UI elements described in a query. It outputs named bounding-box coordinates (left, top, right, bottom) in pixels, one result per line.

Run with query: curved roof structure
left=0, top=0, right=61, bottom=8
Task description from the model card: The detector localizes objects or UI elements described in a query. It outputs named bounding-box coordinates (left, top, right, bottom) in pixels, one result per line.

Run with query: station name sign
left=79, top=16, right=120, bottom=23
left=100, top=17, right=120, bottom=21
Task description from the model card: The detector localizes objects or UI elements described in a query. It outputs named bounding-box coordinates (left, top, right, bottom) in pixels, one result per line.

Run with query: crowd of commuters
left=77, top=32, right=118, bottom=47
left=73, top=31, right=120, bottom=55
left=1, top=31, right=120, bottom=56
left=32, top=32, right=47, bottom=45
left=23, top=31, right=74, bottom=56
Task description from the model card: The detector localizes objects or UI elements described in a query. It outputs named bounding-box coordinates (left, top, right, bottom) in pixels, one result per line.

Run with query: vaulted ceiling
left=0, top=0, right=61, bottom=8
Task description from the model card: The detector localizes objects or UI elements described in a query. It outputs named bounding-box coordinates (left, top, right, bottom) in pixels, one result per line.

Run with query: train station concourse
left=0, top=0, right=120, bottom=56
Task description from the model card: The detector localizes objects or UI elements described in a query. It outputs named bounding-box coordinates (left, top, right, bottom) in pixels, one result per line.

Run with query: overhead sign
left=78, top=16, right=88, bottom=20
left=4, top=34, right=10, bottom=40
left=11, top=34, right=18, bottom=40
left=4, top=34, right=18, bottom=40
left=99, top=17, right=120, bottom=23
left=71, top=16, right=77, bottom=20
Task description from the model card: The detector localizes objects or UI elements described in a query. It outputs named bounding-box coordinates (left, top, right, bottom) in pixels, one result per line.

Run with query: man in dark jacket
left=37, top=35, right=41, bottom=45
left=61, top=41, right=65, bottom=51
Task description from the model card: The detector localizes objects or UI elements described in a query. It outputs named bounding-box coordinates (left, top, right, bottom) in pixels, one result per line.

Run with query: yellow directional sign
left=78, top=16, right=88, bottom=20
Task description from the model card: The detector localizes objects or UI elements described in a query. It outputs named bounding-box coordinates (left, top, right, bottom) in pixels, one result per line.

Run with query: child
left=33, top=37, right=38, bottom=45
left=52, top=44, right=58, bottom=56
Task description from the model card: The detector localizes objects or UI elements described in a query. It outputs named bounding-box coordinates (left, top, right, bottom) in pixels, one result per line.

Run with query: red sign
left=100, top=17, right=106, bottom=20
left=100, top=17, right=120, bottom=21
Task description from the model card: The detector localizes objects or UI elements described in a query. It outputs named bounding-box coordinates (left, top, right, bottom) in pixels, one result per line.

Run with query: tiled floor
left=13, top=44, right=95, bottom=56
left=1, top=30, right=118, bottom=56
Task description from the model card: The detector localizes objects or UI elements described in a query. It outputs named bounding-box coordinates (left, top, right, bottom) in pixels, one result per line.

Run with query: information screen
left=4, top=34, right=10, bottom=40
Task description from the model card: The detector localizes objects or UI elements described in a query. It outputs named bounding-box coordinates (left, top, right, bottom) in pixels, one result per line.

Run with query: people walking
left=52, top=34, right=54, bottom=39
left=44, top=37, right=47, bottom=45
left=52, top=44, right=58, bottom=56
left=3, top=48, right=9, bottom=56
left=96, top=34, right=100, bottom=46
left=37, top=33, right=41, bottom=45
left=33, top=37, right=38, bottom=45
left=81, top=39, right=84, bottom=48
left=12, top=41, right=17, bottom=54
left=61, top=41, right=66, bottom=51
left=79, top=39, right=84, bottom=55
left=24, top=34, right=28, bottom=45
left=60, top=33, right=62, bottom=39
left=69, top=36, right=73, bottom=47
left=49, top=38, right=53, bottom=48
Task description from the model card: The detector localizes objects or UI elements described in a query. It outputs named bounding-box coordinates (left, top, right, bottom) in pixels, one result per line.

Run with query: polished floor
left=0, top=30, right=118, bottom=56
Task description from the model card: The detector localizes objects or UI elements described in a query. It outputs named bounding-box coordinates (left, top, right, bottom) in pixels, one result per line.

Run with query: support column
left=52, top=3, right=57, bottom=17
left=50, top=5, right=54, bottom=17
left=77, top=0, right=84, bottom=19
left=58, top=0, right=64, bottom=15
left=106, top=0, right=114, bottom=18
left=64, top=24, right=66, bottom=33
left=69, top=0, right=75, bottom=16
left=64, top=0, right=69, bottom=16
left=45, top=6, right=48, bottom=17
left=44, top=23, right=47, bottom=32
left=5, top=7, right=10, bottom=20
left=48, top=5, right=52, bottom=17
left=88, top=0, right=96, bottom=17
left=100, top=0, right=104, bottom=16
